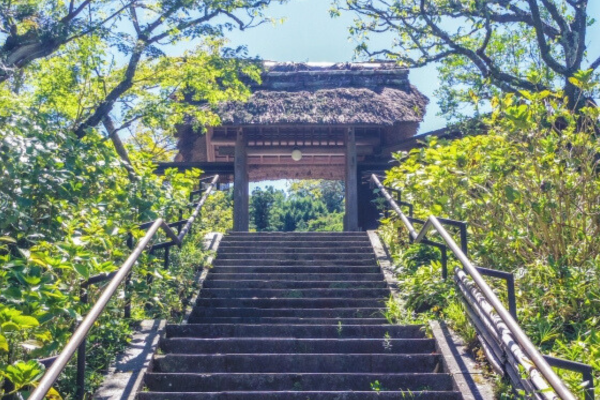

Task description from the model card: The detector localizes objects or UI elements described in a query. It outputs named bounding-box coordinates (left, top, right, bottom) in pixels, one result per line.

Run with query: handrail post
left=75, top=287, right=87, bottom=400
left=164, top=247, right=170, bottom=269
left=441, top=246, right=448, bottom=280
left=459, top=224, right=468, bottom=256
left=506, top=273, right=517, bottom=321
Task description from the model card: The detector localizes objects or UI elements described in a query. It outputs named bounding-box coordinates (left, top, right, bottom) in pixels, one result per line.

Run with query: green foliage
left=0, top=0, right=284, bottom=134
left=250, top=187, right=284, bottom=231
left=288, top=180, right=345, bottom=213
left=381, top=88, right=600, bottom=397
left=401, top=244, right=440, bottom=273
left=0, top=108, right=232, bottom=397
left=0, top=36, right=260, bottom=144
left=249, top=180, right=345, bottom=232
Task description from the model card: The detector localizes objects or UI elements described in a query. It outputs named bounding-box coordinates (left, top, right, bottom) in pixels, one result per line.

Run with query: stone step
left=216, top=246, right=374, bottom=253
left=199, top=288, right=390, bottom=299
left=213, top=261, right=376, bottom=267
left=219, top=241, right=372, bottom=248
left=220, top=240, right=371, bottom=245
left=205, top=273, right=385, bottom=281
left=152, top=353, right=440, bottom=373
left=185, top=317, right=390, bottom=325
left=216, top=252, right=375, bottom=260
left=166, top=324, right=425, bottom=339
left=189, top=307, right=385, bottom=319
left=194, top=297, right=385, bottom=309
left=144, top=372, right=454, bottom=392
left=138, top=391, right=461, bottom=400
left=140, top=232, right=462, bottom=400
left=202, top=280, right=388, bottom=289
left=210, top=265, right=380, bottom=273
left=161, top=338, right=436, bottom=354
left=224, top=232, right=369, bottom=238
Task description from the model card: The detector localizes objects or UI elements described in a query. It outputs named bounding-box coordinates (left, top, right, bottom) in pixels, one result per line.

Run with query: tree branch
left=590, top=55, right=600, bottom=71
left=74, top=39, right=145, bottom=138
left=526, top=0, right=568, bottom=74
left=102, top=116, right=138, bottom=181
left=60, top=0, right=94, bottom=24
left=538, top=0, right=570, bottom=33
left=419, top=0, right=540, bottom=93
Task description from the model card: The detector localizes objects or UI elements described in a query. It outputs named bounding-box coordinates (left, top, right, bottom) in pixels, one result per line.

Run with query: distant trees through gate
left=249, top=180, right=345, bottom=232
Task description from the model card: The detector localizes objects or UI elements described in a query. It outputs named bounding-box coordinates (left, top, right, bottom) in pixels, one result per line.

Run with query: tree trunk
left=564, top=79, right=584, bottom=111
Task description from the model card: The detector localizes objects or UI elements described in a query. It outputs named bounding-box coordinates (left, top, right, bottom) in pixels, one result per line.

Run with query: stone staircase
left=139, top=232, right=462, bottom=399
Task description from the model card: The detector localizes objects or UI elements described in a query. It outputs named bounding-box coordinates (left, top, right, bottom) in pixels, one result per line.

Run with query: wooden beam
left=217, top=146, right=374, bottom=157
left=345, top=127, right=359, bottom=231
left=233, top=129, right=249, bottom=231
left=245, top=157, right=345, bottom=166
left=210, top=135, right=380, bottom=147
left=154, top=162, right=234, bottom=175
left=206, top=127, right=215, bottom=162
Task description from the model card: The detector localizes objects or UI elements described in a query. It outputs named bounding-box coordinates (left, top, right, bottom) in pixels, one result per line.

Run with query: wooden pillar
left=345, top=127, right=359, bottom=231
left=233, top=128, right=249, bottom=231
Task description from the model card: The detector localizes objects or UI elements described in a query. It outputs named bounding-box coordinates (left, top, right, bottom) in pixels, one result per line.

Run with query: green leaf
left=0, top=334, right=8, bottom=352
left=12, top=315, right=40, bottom=329
left=3, top=360, right=45, bottom=389
left=2, top=322, right=20, bottom=332
left=3, top=286, right=23, bottom=299
left=73, top=263, right=90, bottom=279
left=21, top=340, right=43, bottom=350
left=504, top=186, right=520, bottom=202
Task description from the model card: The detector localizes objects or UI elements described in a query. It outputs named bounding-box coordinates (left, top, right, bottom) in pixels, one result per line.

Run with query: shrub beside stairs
left=139, top=232, right=463, bottom=399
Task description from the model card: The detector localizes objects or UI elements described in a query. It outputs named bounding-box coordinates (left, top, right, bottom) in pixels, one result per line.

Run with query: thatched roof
left=212, top=62, right=428, bottom=126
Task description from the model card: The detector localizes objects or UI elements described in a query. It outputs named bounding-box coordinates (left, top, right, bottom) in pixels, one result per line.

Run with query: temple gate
left=171, top=62, right=428, bottom=231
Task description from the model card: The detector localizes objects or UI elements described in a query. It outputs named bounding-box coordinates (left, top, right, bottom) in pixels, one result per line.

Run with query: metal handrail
left=371, top=174, right=579, bottom=400
left=29, top=175, right=219, bottom=400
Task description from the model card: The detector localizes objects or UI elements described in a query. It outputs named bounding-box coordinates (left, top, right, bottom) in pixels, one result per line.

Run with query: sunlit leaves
left=0, top=112, right=207, bottom=396
left=1, top=360, right=45, bottom=391
left=384, top=94, right=600, bottom=397
left=128, top=39, right=259, bottom=136
left=568, top=69, right=597, bottom=91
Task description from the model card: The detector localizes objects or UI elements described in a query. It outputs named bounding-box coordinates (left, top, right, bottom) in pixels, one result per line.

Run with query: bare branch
left=538, top=0, right=570, bottom=33
left=525, top=0, right=568, bottom=74
left=75, top=39, right=145, bottom=138
left=434, top=1, right=543, bottom=92
left=148, top=9, right=220, bottom=44
left=61, top=0, right=94, bottom=24
left=590, top=56, right=600, bottom=71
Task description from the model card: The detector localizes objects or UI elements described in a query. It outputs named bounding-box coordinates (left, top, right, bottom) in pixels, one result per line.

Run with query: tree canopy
left=333, top=0, right=599, bottom=115
left=0, top=0, right=284, bottom=163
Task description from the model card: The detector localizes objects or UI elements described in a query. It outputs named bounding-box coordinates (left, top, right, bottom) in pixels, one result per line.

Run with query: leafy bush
left=0, top=114, right=230, bottom=398
left=382, top=82, right=600, bottom=397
